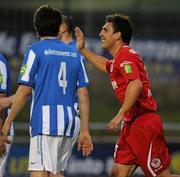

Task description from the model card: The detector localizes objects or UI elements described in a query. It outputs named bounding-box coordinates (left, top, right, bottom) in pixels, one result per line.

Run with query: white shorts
left=28, top=121, right=80, bottom=174
left=0, top=136, right=13, bottom=177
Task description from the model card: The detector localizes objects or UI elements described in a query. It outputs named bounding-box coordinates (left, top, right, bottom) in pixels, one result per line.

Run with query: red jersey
left=106, top=44, right=157, bottom=122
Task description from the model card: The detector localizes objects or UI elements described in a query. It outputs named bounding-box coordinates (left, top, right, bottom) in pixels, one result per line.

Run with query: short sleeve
left=77, top=55, right=89, bottom=88
left=0, top=55, right=9, bottom=93
left=117, top=55, right=140, bottom=83
left=18, top=47, right=39, bottom=87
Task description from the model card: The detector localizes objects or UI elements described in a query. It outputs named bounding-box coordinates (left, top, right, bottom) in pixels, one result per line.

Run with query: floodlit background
left=0, top=0, right=180, bottom=176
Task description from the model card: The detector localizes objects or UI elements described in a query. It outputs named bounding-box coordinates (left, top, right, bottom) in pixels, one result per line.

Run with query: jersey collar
left=115, top=43, right=128, bottom=58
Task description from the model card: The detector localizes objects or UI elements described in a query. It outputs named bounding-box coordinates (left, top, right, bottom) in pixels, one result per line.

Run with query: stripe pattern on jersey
left=0, top=61, right=7, bottom=90
left=18, top=39, right=88, bottom=137
left=21, top=50, right=36, bottom=82
left=41, top=105, right=75, bottom=136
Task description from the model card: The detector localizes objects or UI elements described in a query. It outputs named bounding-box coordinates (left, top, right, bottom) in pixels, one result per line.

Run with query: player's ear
left=114, top=31, right=121, bottom=40
left=59, top=23, right=67, bottom=34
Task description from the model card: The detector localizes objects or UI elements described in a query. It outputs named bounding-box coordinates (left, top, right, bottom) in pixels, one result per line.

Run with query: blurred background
left=0, top=0, right=180, bottom=176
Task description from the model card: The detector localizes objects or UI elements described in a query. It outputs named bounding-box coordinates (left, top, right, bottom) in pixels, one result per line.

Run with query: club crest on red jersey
left=151, top=158, right=161, bottom=168
left=120, top=61, right=132, bottom=74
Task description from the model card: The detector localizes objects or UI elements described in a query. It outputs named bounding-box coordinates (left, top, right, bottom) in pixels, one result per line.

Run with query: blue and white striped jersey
left=0, top=54, right=14, bottom=136
left=18, top=39, right=89, bottom=137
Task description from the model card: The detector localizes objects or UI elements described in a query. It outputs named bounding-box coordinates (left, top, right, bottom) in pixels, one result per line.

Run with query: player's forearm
left=119, top=80, right=143, bottom=116
left=6, top=86, right=31, bottom=123
left=78, top=88, right=90, bottom=132
left=80, top=47, right=108, bottom=73
left=79, top=104, right=89, bottom=132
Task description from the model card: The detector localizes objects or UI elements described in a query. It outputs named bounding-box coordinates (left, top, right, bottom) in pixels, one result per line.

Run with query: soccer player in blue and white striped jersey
left=0, top=54, right=14, bottom=177
left=2, top=5, right=93, bottom=177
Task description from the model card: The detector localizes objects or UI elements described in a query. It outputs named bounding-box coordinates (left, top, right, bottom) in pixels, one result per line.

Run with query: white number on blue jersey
left=58, top=62, right=67, bottom=94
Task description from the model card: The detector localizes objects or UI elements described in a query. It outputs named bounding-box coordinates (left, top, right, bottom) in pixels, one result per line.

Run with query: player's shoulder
left=59, top=41, right=74, bottom=51
left=68, top=40, right=84, bottom=61
left=68, top=40, right=77, bottom=51
left=0, top=53, right=8, bottom=63
left=119, top=45, right=141, bottom=60
left=26, top=40, right=41, bottom=52
left=122, top=45, right=138, bottom=54
left=62, top=41, right=82, bottom=61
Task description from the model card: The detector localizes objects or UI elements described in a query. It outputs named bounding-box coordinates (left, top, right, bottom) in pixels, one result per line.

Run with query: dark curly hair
left=106, top=13, right=133, bottom=44
left=33, top=5, right=62, bottom=37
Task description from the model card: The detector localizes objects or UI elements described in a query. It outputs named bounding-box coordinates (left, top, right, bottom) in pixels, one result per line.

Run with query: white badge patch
left=151, top=158, right=161, bottom=168
left=120, top=60, right=133, bottom=74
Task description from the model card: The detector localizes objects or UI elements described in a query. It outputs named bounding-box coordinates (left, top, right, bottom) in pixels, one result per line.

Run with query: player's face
left=99, top=22, right=116, bottom=49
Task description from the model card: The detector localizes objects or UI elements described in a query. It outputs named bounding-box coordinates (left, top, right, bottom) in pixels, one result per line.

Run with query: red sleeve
left=116, top=54, right=140, bottom=83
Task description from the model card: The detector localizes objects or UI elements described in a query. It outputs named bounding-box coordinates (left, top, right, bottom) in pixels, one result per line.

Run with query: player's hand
left=2, top=118, right=11, bottom=136
left=0, top=96, right=13, bottom=110
left=107, top=114, right=124, bottom=132
left=77, top=131, right=93, bottom=156
left=0, top=98, right=6, bottom=110
left=0, top=135, right=10, bottom=156
left=74, top=27, right=85, bottom=51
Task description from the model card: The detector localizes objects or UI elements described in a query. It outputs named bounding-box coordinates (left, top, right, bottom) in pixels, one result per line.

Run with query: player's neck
left=109, top=41, right=123, bottom=58
left=61, top=34, right=73, bottom=44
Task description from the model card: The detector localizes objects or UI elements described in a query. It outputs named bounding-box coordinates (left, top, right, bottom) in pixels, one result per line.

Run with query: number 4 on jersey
left=58, top=62, right=67, bottom=94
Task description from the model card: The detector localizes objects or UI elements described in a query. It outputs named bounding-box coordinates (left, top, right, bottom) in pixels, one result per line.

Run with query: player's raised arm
left=75, top=27, right=108, bottom=73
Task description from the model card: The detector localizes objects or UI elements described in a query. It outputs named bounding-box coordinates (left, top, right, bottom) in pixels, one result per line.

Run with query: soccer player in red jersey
left=75, top=14, right=180, bottom=177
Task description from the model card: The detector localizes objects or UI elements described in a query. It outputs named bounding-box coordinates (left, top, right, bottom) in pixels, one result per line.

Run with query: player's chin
left=101, top=43, right=107, bottom=49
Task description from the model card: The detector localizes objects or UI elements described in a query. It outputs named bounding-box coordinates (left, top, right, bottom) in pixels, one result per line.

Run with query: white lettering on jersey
left=111, top=81, right=118, bottom=89
left=44, top=49, right=77, bottom=58
left=58, top=62, right=67, bottom=94
left=110, top=60, right=115, bottom=73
